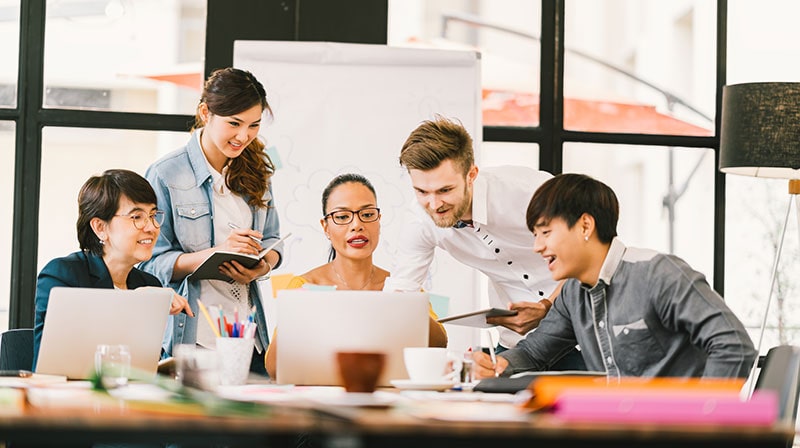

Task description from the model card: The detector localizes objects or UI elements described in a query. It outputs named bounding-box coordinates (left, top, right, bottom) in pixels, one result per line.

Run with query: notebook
left=275, top=290, right=430, bottom=386
left=36, top=287, right=172, bottom=379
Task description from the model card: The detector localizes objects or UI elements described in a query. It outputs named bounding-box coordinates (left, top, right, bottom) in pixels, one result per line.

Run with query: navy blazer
left=32, top=250, right=161, bottom=369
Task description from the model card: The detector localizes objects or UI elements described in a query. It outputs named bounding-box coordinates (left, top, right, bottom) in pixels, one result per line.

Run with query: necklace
left=332, top=264, right=375, bottom=290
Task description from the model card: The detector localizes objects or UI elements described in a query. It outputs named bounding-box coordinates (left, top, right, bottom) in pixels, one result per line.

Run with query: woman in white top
left=141, top=68, right=284, bottom=375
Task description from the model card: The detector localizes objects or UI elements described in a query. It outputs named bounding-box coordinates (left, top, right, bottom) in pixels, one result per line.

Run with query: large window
left=38, top=128, right=186, bottom=269
left=0, top=0, right=19, bottom=331
left=564, top=143, right=715, bottom=278
left=7, top=0, right=800, bottom=356
left=43, top=0, right=204, bottom=114
left=5, top=0, right=206, bottom=331
left=725, top=0, right=800, bottom=348
left=564, top=0, right=715, bottom=136
left=0, top=0, right=19, bottom=108
left=388, top=1, right=717, bottom=273
left=388, top=0, right=800, bottom=355
left=389, top=0, right=542, bottom=127
left=0, top=122, right=14, bottom=327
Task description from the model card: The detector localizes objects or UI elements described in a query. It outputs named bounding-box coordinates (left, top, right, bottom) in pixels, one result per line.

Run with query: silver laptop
left=275, top=290, right=430, bottom=386
left=36, top=287, right=172, bottom=379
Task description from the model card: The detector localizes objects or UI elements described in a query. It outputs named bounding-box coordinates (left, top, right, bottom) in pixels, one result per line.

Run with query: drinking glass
left=94, top=344, right=131, bottom=389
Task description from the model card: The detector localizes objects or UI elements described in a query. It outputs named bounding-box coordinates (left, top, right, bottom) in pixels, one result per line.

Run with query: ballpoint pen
left=487, top=331, right=499, bottom=377
left=227, top=222, right=262, bottom=244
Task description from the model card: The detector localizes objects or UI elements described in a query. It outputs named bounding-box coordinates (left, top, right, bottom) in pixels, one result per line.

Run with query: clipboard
left=436, top=308, right=518, bottom=328
left=188, top=233, right=291, bottom=282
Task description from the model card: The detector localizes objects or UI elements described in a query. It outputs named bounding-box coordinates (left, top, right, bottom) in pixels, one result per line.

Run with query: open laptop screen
left=275, top=290, right=430, bottom=386
left=36, top=287, right=171, bottom=379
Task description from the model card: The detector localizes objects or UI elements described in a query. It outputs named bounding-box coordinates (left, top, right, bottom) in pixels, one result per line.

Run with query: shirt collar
left=597, top=237, right=626, bottom=286
left=469, top=172, right=488, bottom=225
left=187, top=130, right=213, bottom=188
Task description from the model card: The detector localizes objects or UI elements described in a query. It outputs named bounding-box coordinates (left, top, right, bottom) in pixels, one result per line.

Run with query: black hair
left=321, top=173, right=377, bottom=261
left=77, top=169, right=158, bottom=256
left=526, top=173, right=618, bottom=244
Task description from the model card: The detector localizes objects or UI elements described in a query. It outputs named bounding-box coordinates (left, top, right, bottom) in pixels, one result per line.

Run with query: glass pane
left=479, top=141, right=539, bottom=170
left=43, top=0, right=206, bottom=114
left=726, top=0, right=800, bottom=351
left=724, top=178, right=799, bottom=352
left=727, top=0, right=800, bottom=85
left=0, top=1, right=20, bottom=108
left=0, top=122, right=15, bottom=332
left=564, top=1, right=715, bottom=136
left=388, top=0, right=541, bottom=126
left=564, top=143, right=715, bottom=280
left=39, top=127, right=186, bottom=272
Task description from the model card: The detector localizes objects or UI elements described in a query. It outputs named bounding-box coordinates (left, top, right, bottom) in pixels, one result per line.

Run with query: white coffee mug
left=403, top=347, right=462, bottom=382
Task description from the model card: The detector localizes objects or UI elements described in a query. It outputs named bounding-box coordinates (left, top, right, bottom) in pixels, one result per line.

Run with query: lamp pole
left=746, top=179, right=800, bottom=397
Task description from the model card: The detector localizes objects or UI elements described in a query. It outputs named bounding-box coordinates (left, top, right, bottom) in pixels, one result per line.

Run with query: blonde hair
left=399, top=115, right=474, bottom=176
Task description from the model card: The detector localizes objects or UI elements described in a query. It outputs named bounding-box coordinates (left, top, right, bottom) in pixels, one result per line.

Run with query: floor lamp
left=719, top=82, right=800, bottom=396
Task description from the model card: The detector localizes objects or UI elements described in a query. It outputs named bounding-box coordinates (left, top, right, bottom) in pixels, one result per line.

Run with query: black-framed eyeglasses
left=324, top=207, right=380, bottom=225
left=113, top=210, right=166, bottom=230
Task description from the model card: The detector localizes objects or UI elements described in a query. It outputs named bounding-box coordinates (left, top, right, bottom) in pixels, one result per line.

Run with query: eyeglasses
left=324, top=207, right=380, bottom=225
left=113, top=210, right=166, bottom=230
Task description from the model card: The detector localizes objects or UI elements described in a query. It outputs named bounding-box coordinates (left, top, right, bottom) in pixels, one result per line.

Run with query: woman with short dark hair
left=33, top=169, right=192, bottom=369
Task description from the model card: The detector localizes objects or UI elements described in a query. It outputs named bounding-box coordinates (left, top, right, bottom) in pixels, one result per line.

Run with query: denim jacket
left=139, top=132, right=283, bottom=357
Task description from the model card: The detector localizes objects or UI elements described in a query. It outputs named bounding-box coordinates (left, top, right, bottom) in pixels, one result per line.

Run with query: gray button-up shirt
left=501, top=238, right=756, bottom=379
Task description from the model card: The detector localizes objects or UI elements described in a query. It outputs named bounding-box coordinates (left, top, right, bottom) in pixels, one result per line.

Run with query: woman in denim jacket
left=140, top=68, right=283, bottom=375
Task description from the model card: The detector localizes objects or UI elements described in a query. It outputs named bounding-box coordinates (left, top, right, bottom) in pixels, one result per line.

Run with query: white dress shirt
left=387, top=166, right=557, bottom=347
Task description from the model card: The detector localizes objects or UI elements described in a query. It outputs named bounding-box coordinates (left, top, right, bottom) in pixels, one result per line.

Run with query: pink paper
left=552, top=389, right=778, bottom=425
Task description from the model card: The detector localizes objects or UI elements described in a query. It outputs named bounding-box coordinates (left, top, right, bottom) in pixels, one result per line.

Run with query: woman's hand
left=219, top=228, right=263, bottom=256
left=170, top=292, right=194, bottom=317
left=220, top=259, right=271, bottom=284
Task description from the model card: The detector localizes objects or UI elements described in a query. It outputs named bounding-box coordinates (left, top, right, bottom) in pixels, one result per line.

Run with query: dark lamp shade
left=719, top=82, right=800, bottom=179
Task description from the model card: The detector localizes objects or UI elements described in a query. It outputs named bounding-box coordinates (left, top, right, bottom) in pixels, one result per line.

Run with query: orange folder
left=521, top=376, right=746, bottom=411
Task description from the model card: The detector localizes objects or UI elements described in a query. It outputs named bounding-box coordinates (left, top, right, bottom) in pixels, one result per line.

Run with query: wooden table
left=0, top=386, right=794, bottom=448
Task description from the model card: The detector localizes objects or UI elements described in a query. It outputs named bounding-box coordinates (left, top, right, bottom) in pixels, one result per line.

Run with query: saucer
left=390, top=379, right=457, bottom=391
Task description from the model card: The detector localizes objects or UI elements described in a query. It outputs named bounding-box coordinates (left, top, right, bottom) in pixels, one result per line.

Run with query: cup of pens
left=200, top=301, right=258, bottom=387
left=216, top=336, right=254, bottom=386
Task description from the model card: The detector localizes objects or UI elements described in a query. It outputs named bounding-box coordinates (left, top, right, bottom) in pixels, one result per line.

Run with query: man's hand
left=486, top=298, right=553, bottom=335
left=471, top=351, right=509, bottom=379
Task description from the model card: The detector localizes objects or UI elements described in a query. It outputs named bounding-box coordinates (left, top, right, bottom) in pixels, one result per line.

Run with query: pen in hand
left=487, top=331, right=499, bottom=377
left=228, top=222, right=262, bottom=245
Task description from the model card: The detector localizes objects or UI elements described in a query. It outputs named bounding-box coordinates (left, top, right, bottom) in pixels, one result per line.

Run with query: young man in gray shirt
left=473, top=173, right=756, bottom=379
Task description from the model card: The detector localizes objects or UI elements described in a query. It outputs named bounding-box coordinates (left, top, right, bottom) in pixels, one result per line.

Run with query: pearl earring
left=584, top=235, right=589, bottom=242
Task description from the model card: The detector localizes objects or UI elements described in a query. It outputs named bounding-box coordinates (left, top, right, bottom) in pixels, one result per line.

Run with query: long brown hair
left=193, top=67, right=275, bottom=207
